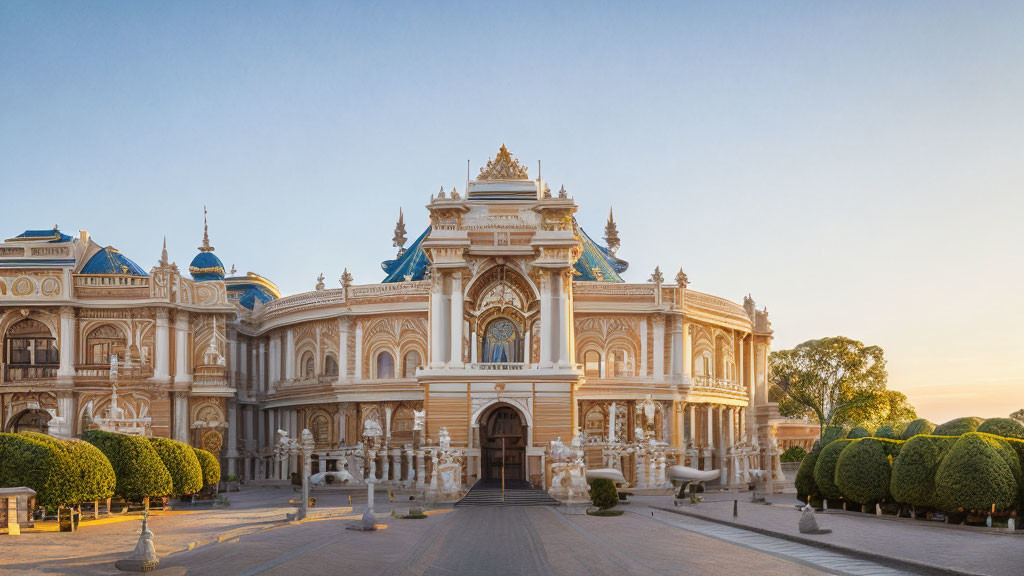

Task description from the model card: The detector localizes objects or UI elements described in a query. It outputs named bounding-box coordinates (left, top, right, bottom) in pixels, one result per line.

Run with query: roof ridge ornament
left=648, top=266, right=664, bottom=284
left=159, top=236, right=169, bottom=267
left=477, top=144, right=529, bottom=180
left=393, top=208, right=407, bottom=256
left=675, top=268, right=688, bottom=288
left=604, top=207, right=620, bottom=255
left=199, top=206, right=214, bottom=253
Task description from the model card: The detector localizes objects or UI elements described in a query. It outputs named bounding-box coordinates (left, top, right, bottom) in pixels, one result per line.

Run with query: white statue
left=549, top=437, right=572, bottom=461
left=438, top=426, right=451, bottom=449
left=115, top=511, right=158, bottom=571
left=363, top=418, right=383, bottom=438
left=413, top=410, right=426, bottom=431
left=640, top=394, right=656, bottom=426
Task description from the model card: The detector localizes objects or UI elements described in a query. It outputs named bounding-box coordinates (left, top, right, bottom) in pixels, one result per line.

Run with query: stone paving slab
left=632, top=494, right=1024, bottom=576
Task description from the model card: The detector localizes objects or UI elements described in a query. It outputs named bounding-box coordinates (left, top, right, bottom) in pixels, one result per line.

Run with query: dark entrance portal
left=480, top=405, right=527, bottom=483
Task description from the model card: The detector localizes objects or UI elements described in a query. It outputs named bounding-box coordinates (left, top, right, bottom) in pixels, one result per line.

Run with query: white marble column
left=652, top=316, right=665, bottom=382
left=354, top=321, right=363, bottom=379
left=173, top=392, right=189, bottom=443
left=226, top=401, right=238, bottom=476
left=556, top=272, right=571, bottom=368
left=268, top=334, right=280, bottom=392
left=681, top=321, right=692, bottom=384
left=720, top=407, right=729, bottom=484
left=608, top=402, right=616, bottom=443
left=470, top=327, right=478, bottom=364
left=703, top=405, right=714, bottom=470
left=173, top=313, right=191, bottom=383
left=339, top=318, right=350, bottom=378
left=521, top=326, right=529, bottom=365
left=538, top=272, right=552, bottom=367
left=152, top=309, right=170, bottom=381
left=688, top=404, right=696, bottom=445
left=670, top=316, right=683, bottom=378
left=57, top=306, right=76, bottom=379
left=284, top=330, right=295, bottom=380
left=450, top=272, right=464, bottom=367
left=238, top=341, right=248, bottom=398
left=639, top=317, right=648, bottom=377
left=258, top=342, right=266, bottom=394
left=55, top=392, right=74, bottom=438
left=429, top=273, right=445, bottom=367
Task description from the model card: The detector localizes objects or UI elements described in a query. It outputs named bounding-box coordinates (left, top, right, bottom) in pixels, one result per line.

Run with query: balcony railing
left=4, top=365, right=58, bottom=381
left=692, top=375, right=746, bottom=393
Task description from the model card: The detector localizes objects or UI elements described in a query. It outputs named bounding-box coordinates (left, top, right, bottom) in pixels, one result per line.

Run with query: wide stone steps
left=455, top=484, right=561, bottom=507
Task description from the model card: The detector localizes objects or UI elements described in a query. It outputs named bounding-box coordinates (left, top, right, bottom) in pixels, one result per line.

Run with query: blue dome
left=81, top=247, right=148, bottom=276
left=189, top=251, right=225, bottom=281
left=237, top=287, right=275, bottom=310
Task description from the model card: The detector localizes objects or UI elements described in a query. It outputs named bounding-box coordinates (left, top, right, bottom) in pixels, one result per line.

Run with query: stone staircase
left=454, top=480, right=561, bottom=507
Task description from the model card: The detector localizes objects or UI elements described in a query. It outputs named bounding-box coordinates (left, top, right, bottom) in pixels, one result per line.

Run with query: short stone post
left=115, top=510, right=158, bottom=572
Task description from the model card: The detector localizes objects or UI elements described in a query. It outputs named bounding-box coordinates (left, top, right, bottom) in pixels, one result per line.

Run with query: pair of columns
left=652, top=315, right=692, bottom=382
left=429, top=271, right=465, bottom=367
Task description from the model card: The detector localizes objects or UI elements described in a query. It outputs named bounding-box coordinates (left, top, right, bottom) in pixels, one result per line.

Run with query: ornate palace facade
left=0, top=146, right=782, bottom=491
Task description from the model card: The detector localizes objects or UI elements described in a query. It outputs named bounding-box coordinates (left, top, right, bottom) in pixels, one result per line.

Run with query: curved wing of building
left=0, top=146, right=788, bottom=492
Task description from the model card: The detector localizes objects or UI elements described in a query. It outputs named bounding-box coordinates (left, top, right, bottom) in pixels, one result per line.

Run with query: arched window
left=608, top=348, right=632, bottom=377
left=3, top=319, right=58, bottom=371
left=300, top=352, right=315, bottom=378
left=402, top=350, right=420, bottom=378
left=86, top=325, right=126, bottom=365
left=584, top=408, right=606, bottom=441
left=324, top=354, right=339, bottom=376
left=583, top=350, right=601, bottom=378
left=701, top=353, right=712, bottom=377
left=482, top=318, right=523, bottom=363
left=375, top=350, right=395, bottom=379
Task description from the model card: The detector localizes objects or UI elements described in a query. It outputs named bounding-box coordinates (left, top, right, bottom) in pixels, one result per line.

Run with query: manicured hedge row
left=977, top=418, right=1024, bottom=440
left=900, top=418, right=935, bottom=440
left=813, top=439, right=855, bottom=502
left=934, top=433, right=1019, bottom=513
left=873, top=426, right=897, bottom=439
left=21, top=432, right=115, bottom=505
left=846, top=427, right=870, bottom=440
left=0, top=433, right=67, bottom=509
left=84, top=430, right=172, bottom=501
left=192, top=447, right=221, bottom=487
left=835, top=437, right=903, bottom=505
left=148, top=437, right=203, bottom=498
left=932, top=417, right=984, bottom=437
left=889, top=434, right=956, bottom=509
left=795, top=450, right=820, bottom=502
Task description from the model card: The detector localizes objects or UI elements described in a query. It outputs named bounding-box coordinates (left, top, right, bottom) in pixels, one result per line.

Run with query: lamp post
left=275, top=428, right=315, bottom=520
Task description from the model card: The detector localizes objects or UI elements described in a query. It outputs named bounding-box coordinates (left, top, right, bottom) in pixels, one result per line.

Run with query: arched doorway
left=7, top=409, right=51, bottom=433
left=479, top=404, right=527, bottom=484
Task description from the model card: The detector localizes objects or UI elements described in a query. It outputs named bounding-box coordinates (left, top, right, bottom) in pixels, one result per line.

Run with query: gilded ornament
left=477, top=144, right=529, bottom=180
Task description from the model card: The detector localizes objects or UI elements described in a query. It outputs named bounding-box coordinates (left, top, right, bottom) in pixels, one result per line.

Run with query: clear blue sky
left=3, top=1, right=1023, bottom=422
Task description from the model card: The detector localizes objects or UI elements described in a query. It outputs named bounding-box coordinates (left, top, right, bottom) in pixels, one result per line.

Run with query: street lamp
left=275, top=428, right=315, bottom=520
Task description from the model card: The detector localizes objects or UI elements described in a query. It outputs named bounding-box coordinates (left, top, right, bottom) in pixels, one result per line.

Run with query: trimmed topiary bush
left=0, top=432, right=70, bottom=509
left=780, top=445, right=808, bottom=463
left=873, top=426, right=897, bottom=439
left=900, top=419, right=935, bottom=440
left=834, top=438, right=903, bottom=505
left=148, top=437, right=203, bottom=498
left=191, top=447, right=221, bottom=487
left=933, top=417, right=984, bottom=437
left=84, top=430, right=172, bottom=501
left=21, top=432, right=115, bottom=505
left=935, top=433, right=1019, bottom=513
left=795, top=450, right=820, bottom=503
left=890, top=434, right=957, bottom=509
left=813, top=439, right=855, bottom=502
left=846, top=427, right=870, bottom=439
left=589, top=478, right=618, bottom=510
left=977, top=418, right=1024, bottom=440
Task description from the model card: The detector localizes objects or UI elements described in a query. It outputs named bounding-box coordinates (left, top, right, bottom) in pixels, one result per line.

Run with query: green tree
left=770, top=337, right=888, bottom=445
left=858, top=390, right=918, bottom=432
left=148, top=437, right=203, bottom=498
left=83, top=430, right=172, bottom=501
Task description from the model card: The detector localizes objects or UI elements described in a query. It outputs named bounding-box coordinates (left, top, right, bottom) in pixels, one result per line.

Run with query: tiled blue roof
left=382, top=227, right=431, bottom=283
left=81, top=247, right=148, bottom=276
left=573, top=220, right=628, bottom=282
left=237, top=287, right=275, bottom=310
left=12, top=228, right=72, bottom=242
left=189, top=251, right=225, bottom=281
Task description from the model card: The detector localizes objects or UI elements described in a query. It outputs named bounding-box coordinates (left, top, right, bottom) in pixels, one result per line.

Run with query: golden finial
left=675, top=268, right=688, bottom=288
left=159, top=236, right=169, bottom=267
left=648, top=266, right=664, bottom=284
left=604, top=207, right=620, bottom=255
left=199, top=206, right=214, bottom=252
left=393, top=208, right=407, bottom=254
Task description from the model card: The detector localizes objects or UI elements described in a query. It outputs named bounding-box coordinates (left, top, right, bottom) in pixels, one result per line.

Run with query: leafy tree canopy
left=770, top=336, right=889, bottom=443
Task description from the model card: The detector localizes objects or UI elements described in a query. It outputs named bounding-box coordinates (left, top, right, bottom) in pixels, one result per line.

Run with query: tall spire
left=159, top=236, right=169, bottom=267
left=392, top=208, right=407, bottom=255
left=604, top=207, right=620, bottom=255
left=199, top=206, right=214, bottom=252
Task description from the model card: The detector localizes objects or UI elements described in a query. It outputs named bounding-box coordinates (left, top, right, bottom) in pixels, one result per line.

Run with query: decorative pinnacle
left=451, top=186, right=460, bottom=200
left=675, top=268, right=688, bottom=288
left=558, top=185, right=567, bottom=199
left=392, top=208, right=407, bottom=252
left=339, top=268, right=353, bottom=288
left=648, top=266, right=664, bottom=284
left=604, top=207, right=620, bottom=255
left=437, top=186, right=446, bottom=200
left=315, top=273, right=326, bottom=291
left=229, top=264, right=237, bottom=276
left=199, top=206, right=214, bottom=252
left=159, top=236, right=169, bottom=267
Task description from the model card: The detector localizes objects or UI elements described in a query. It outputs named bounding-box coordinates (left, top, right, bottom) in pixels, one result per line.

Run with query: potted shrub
left=587, top=478, right=623, bottom=516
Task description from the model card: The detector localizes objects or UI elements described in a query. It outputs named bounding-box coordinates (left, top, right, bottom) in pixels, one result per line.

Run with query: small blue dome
left=82, top=247, right=148, bottom=276
left=189, top=251, right=225, bottom=281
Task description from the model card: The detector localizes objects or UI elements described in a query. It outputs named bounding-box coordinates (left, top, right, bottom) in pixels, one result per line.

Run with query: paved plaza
left=2, top=488, right=1021, bottom=576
